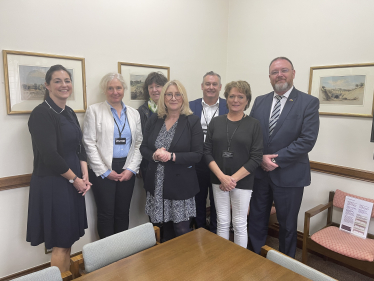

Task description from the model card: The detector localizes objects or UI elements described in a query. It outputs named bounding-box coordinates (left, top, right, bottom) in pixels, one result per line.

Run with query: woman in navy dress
left=27, top=65, right=91, bottom=273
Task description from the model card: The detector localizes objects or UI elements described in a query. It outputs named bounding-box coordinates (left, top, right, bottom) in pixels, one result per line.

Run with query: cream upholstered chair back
left=266, top=250, right=336, bottom=281
left=83, top=222, right=156, bottom=273
left=12, top=266, right=62, bottom=281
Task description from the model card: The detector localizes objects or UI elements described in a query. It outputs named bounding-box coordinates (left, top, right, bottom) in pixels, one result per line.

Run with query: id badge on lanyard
left=114, top=111, right=128, bottom=145
left=115, top=138, right=126, bottom=145
left=202, top=106, right=218, bottom=138
left=222, top=114, right=245, bottom=175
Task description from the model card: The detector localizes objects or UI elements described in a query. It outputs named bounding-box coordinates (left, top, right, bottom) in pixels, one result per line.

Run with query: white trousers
left=212, top=184, right=252, bottom=248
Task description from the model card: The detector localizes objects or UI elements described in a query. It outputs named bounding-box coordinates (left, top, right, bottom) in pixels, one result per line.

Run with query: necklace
left=45, top=100, right=64, bottom=114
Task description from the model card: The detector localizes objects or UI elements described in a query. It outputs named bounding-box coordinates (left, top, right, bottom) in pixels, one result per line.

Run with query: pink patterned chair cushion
left=333, top=189, right=374, bottom=217
left=311, top=226, right=374, bottom=262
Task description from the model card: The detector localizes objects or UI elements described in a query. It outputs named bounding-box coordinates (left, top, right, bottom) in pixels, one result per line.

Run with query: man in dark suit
left=248, top=57, right=319, bottom=258
left=189, top=71, right=229, bottom=233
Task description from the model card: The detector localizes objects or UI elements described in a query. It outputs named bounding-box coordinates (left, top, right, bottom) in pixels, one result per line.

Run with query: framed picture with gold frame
left=3, top=50, right=87, bottom=114
left=118, top=62, right=170, bottom=108
left=308, top=63, right=374, bottom=117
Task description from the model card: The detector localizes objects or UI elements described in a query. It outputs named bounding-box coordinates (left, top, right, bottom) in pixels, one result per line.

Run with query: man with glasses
left=189, top=71, right=229, bottom=233
left=248, top=57, right=319, bottom=258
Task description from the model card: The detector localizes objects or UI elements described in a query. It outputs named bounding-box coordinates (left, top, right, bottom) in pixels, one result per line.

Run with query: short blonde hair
left=99, top=73, right=128, bottom=94
left=157, top=80, right=193, bottom=118
left=224, top=80, right=252, bottom=110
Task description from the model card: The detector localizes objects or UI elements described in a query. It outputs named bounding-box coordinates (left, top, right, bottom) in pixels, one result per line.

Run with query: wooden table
left=75, top=228, right=309, bottom=280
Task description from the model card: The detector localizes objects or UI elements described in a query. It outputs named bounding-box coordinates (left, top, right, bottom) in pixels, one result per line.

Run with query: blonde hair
left=157, top=80, right=193, bottom=118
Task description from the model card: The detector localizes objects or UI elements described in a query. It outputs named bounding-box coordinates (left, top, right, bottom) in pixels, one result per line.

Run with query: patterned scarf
left=148, top=99, right=158, bottom=113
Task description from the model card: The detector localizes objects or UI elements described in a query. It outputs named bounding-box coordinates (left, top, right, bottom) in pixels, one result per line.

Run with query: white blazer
left=83, top=101, right=143, bottom=177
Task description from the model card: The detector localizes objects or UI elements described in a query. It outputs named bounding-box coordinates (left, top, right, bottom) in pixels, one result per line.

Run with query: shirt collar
left=202, top=98, right=219, bottom=107
left=273, top=86, right=293, bottom=99
left=107, top=101, right=126, bottom=113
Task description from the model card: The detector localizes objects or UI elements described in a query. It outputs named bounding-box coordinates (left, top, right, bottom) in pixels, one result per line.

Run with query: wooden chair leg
left=154, top=226, right=161, bottom=244
left=70, top=254, right=83, bottom=279
left=302, top=209, right=312, bottom=265
left=61, top=271, right=73, bottom=281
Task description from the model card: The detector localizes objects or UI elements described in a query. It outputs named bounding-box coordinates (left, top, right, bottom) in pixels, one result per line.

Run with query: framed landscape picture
left=308, top=63, right=374, bottom=117
left=118, top=62, right=170, bottom=108
left=3, top=50, right=87, bottom=114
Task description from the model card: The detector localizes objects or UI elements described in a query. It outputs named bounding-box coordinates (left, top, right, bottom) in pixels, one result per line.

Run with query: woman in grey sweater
left=204, top=80, right=263, bottom=248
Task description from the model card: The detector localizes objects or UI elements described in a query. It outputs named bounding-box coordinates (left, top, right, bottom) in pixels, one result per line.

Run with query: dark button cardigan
left=28, top=97, right=87, bottom=176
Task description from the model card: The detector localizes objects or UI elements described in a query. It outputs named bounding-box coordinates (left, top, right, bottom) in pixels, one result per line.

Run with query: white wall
left=2, top=0, right=374, bottom=277
left=0, top=0, right=229, bottom=277
left=226, top=0, right=374, bottom=234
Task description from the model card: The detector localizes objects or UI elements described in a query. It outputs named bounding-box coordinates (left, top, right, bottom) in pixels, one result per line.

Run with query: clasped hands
left=261, top=154, right=279, bottom=172
left=74, top=174, right=92, bottom=196
left=107, top=169, right=134, bottom=182
left=219, top=174, right=237, bottom=192
left=152, top=147, right=172, bottom=162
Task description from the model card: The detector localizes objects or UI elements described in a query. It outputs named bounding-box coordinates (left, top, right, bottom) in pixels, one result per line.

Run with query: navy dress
left=27, top=105, right=87, bottom=249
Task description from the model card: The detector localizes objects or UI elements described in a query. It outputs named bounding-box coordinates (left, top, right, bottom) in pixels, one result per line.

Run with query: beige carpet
left=265, top=236, right=373, bottom=281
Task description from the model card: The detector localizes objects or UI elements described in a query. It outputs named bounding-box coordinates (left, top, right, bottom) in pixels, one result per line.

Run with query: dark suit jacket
left=140, top=114, right=204, bottom=200
left=189, top=97, right=229, bottom=118
left=250, top=87, right=319, bottom=187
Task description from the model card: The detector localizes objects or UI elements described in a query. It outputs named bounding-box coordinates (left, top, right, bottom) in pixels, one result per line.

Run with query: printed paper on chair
left=340, top=196, right=373, bottom=239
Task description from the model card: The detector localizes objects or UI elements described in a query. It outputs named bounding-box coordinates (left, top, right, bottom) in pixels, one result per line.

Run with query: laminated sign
left=340, top=196, right=373, bottom=238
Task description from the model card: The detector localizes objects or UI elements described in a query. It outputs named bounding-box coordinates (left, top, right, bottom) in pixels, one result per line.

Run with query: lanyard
left=202, top=105, right=219, bottom=128
left=113, top=110, right=127, bottom=138
left=226, top=114, right=245, bottom=151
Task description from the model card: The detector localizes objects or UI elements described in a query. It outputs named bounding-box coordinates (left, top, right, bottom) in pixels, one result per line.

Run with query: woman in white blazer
left=83, top=73, right=142, bottom=239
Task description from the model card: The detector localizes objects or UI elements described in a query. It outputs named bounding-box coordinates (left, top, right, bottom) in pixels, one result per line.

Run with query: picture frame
left=118, top=62, right=170, bottom=108
left=3, top=50, right=87, bottom=114
left=308, top=63, right=374, bottom=117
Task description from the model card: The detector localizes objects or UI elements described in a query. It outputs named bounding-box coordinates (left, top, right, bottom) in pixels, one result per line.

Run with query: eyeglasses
left=165, top=93, right=183, bottom=100
left=270, top=68, right=292, bottom=76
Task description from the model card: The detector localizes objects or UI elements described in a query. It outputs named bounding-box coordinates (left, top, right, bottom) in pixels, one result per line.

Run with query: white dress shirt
left=269, top=86, right=293, bottom=119
left=201, top=98, right=219, bottom=141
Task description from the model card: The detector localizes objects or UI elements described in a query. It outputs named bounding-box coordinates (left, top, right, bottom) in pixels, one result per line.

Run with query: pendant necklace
left=45, top=100, right=64, bottom=114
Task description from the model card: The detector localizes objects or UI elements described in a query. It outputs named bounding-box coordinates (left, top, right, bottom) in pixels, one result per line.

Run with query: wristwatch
left=69, top=176, right=78, bottom=184
left=271, top=158, right=277, bottom=164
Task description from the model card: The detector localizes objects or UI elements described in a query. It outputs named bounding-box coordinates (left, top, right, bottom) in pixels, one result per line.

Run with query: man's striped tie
left=269, top=95, right=283, bottom=135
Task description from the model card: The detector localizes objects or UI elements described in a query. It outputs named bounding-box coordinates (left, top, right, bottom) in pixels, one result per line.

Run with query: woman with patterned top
left=140, top=80, right=204, bottom=241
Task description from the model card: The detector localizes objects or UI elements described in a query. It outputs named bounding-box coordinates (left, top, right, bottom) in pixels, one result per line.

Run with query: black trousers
left=89, top=158, right=135, bottom=239
left=194, top=167, right=217, bottom=233
left=162, top=220, right=192, bottom=242
left=247, top=176, right=304, bottom=258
